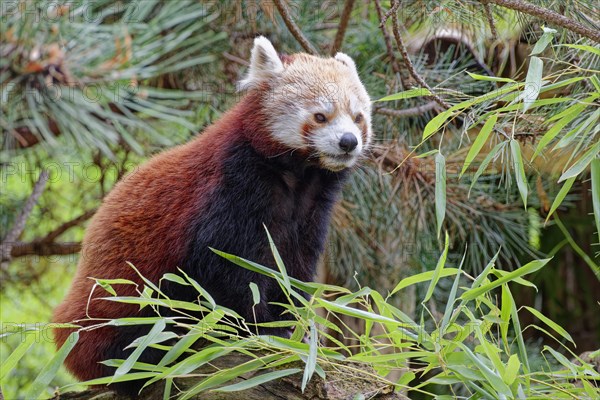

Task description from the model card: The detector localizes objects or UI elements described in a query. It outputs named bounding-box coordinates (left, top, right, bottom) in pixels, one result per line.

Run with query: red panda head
left=239, top=36, right=372, bottom=171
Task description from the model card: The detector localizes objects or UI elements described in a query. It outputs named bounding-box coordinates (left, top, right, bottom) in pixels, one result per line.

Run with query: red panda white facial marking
left=307, top=96, right=365, bottom=171
left=239, top=37, right=372, bottom=171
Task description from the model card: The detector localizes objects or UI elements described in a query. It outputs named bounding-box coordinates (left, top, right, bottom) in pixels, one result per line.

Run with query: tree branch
left=483, top=2, right=498, bottom=41
left=373, top=0, right=402, bottom=76
left=330, top=0, right=355, bottom=55
left=388, top=0, right=451, bottom=109
left=375, top=101, right=440, bottom=118
left=4, top=119, right=61, bottom=149
left=273, top=0, right=319, bottom=55
left=1, top=170, right=49, bottom=268
left=10, top=241, right=82, bottom=258
left=379, top=0, right=400, bottom=28
left=480, top=0, right=600, bottom=43
left=41, top=209, right=97, bottom=243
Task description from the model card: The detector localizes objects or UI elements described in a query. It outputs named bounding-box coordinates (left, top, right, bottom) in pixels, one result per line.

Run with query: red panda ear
left=334, top=53, right=359, bottom=74
left=238, top=36, right=284, bottom=91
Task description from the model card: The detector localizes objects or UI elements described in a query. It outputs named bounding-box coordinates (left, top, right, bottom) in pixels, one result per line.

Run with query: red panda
left=52, top=36, right=372, bottom=392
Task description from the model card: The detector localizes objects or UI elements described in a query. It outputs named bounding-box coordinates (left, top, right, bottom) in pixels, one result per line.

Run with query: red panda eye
left=354, top=114, right=363, bottom=123
left=314, top=113, right=327, bottom=123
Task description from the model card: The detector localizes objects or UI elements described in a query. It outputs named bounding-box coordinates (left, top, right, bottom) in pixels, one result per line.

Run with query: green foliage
left=2, top=0, right=599, bottom=397
left=377, top=36, right=599, bottom=275
left=0, top=260, right=81, bottom=398
left=3, top=238, right=598, bottom=398
left=1, top=0, right=226, bottom=157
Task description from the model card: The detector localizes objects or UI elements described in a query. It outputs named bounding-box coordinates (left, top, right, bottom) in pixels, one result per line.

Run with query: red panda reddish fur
left=53, top=37, right=372, bottom=393
left=53, top=92, right=267, bottom=381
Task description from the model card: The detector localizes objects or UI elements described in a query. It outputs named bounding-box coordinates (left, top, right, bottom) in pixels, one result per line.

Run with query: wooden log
left=53, top=354, right=409, bottom=400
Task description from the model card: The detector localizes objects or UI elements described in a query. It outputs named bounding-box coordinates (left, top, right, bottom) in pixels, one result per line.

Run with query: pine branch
left=379, top=0, right=400, bottom=28
left=6, top=120, right=61, bottom=149
left=40, top=209, right=97, bottom=243
left=5, top=208, right=94, bottom=260
left=1, top=170, right=49, bottom=268
left=388, top=0, right=451, bottom=109
left=2, top=1, right=225, bottom=155
left=273, top=0, right=319, bottom=55
left=483, top=2, right=499, bottom=41
left=9, top=242, right=81, bottom=258
left=373, top=0, right=402, bottom=76
left=375, top=102, right=439, bottom=118
left=330, top=0, right=356, bottom=55
left=480, top=0, right=600, bottom=43
left=222, top=52, right=249, bottom=67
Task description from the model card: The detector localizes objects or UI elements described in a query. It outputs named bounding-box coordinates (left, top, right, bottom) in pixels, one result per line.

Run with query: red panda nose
left=339, top=133, right=358, bottom=153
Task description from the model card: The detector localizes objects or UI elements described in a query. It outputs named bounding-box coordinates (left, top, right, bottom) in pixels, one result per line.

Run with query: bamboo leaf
left=520, top=56, right=543, bottom=112
left=582, top=380, right=598, bottom=398
left=460, top=114, right=498, bottom=177
left=500, top=285, right=512, bottom=346
left=249, top=282, right=261, bottom=306
left=101, top=296, right=203, bottom=312
left=210, top=248, right=316, bottom=294
left=162, top=273, right=189, bottom=286
left=215, top=368, right=301, bottom=392
left=413, top=149, right=438, bottom=159
left=456, top=343, right=513, bottom=398
left=144, top=346, right=237, bottom=388
left=105, top=317, right=167, bottom=327
left=424, top=232, right=449, bottom=303
left=473, top=250, right=501, bottom=290
left=524, top=306, right=574, bottom=345
left=76, top=372, right=158, bottom=386
left=532, top=98, right=593, bottom=159
left=315, top=298, right=400, bottom=325
left=0, top=333, right=36, bottom=381
left=467, top=72, right=515, bottom=83
left=422, top=109, right=454, bottom=140
left=376, top=88, right=432, bottom=102
left=502, top=354, right=521, bottom=386
left=558, top=140, right=600, bottom=182
left=441, top=249, right=466, bottom=333
left=390, top=268, right=462, bottom=296
left=301, top=320, right=318, bottom=392
left=264, top=225, right=291, bottom=294
left=157, top=331, right=204, bottom=368
left=543, top=346, right=579, bottom=375
left=560, top=44, right=600, bottom=56
left=461, top=259, right=550, bottom=301
left=545, top=177, right=576, bottom=224
left=180, top=354, right=281, bottom=399
left=469, top=141, right=506, bottom=194
left=495, top=96, right=573, bottom=113
left=491, top=270, right=537, bottom=290
left=24, top=332, right=79, bottom=398
left=547, top=94, right=598, bottom=122
left=510, top=140, right=528, bottom=208
left=506, top=285, right=530, bottom=373
left=554, top=109, right=599, bottom=150
left=177, top=268, right=217, bottom=308
left=592, top=159, right=600, bottom=244
left=435, top=152, right=447, bottom=238
left=114, top=320, right=166, bottom=379
left=530, top=27, right=556, bottom=55
left=541, top=76, right=586, bottom=93
left=334, top=287, right=372, bottom=306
